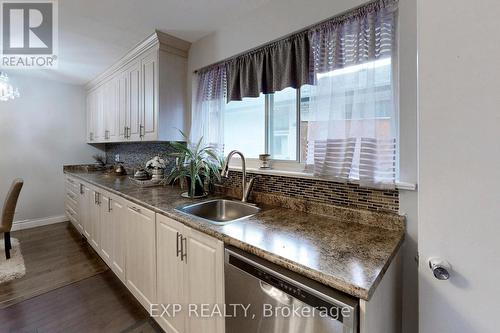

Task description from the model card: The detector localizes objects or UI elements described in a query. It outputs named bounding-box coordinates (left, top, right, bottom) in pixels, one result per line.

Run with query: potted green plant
left=166, top=130, right=223, bottom=198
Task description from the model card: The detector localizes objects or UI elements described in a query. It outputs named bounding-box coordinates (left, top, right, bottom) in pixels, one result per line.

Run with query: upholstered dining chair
left=1, top=179, right=23, bottom=260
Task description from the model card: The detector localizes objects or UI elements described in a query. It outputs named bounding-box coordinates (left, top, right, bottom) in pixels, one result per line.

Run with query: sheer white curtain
left=191, top=64, right=227, bottom=153
left=306, top=0, right=398, bottom=188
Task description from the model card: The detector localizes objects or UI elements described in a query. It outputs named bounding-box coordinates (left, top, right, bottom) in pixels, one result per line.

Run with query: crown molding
left=85, top=30, right=191, bottom=91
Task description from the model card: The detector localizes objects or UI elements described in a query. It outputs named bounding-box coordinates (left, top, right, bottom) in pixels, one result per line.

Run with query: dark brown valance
left=225, top=32, right=312, bottom=101
left=195, top=0, right=398, bottom=103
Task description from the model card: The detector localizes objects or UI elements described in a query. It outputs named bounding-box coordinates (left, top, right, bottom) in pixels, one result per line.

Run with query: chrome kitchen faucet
left=221, top=150, right=256, bottom=203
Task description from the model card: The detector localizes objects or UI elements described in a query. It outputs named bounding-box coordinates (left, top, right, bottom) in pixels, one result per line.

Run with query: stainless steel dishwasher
left=225, top=247, right=358, bottom=333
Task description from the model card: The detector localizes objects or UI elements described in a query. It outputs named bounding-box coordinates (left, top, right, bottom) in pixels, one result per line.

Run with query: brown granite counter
left=64, top=168, right=404, bottom=301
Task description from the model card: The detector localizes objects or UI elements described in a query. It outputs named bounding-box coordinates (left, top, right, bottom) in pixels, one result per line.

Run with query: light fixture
left=0, top=72, right=20, bottom=101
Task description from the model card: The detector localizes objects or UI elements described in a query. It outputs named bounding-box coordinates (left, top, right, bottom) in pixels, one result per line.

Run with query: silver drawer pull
left=67, top=192, right=76, bottom=200
left=176, top=232, right=182, bottom=257
left=181, top=236, right=187, bottom=262
left=130, top=206, right=141, bottom=213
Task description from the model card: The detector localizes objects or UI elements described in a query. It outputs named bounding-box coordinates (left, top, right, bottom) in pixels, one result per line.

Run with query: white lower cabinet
left=156, top=214, right=225, bottom=333
left=78, top=183, right=92, bottom=239
left=126, top=203, right=157, bottom=310
left=70, top=178, right=225, bottom=332
left=156, top=214, right=186, bottom=333
left=110, top=196, right=127, bottom=283
left=89, top=188, right=101, bottom=251
left=99, top=194, right=113, bottom=265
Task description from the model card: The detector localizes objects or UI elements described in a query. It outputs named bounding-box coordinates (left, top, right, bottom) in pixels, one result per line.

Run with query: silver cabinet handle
left=94, top=192, right=101, bottom=205
left=80, top=184, right=84, bottom=195
left=108, top=198, right=112, bottom=212
left=127, top=126, right=131, bottom=138
left=67, top=178, right=75, bottom=184
left=139, top=124, right=144, bottom=138
left=124, top=126, right=130, bottom=139
left=429, top=258, right=451, bottom=280
left=176, top=232, right=182, bottom=257
left=89, top=132, right=94, bottom=141
left=67, top=192, right=76, bottom=200
left=181, top=236, right=187, bottom=262
left=130, top=206, right=141, bottom=213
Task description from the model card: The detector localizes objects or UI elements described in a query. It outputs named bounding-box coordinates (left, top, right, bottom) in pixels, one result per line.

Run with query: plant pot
left=186, top=176, right=205, bottom=197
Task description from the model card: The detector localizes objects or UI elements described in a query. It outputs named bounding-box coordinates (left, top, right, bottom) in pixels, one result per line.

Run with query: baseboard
left=11, top=215, right=67, bottom=231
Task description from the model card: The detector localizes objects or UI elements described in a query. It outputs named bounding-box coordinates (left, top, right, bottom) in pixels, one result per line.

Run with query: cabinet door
left=99, top=194, right=113, bottom=265
left=127, top=61, right=142, bottom=141
left=89, top=189, right=101, bottom=251
left=156, top=214, right=186, bottom=333
left=79, top=184, right=91, bottom=239
left=118, top=70, right=129, bottom=140
left=141, top=50, right=158, bottom=141
left=86, top=91, right=97, bottom=142
left=111, top=197, right=127, bottom=282
left=86, top=93, right=92, bottom=142
left=93, top=87, right=105, bottom=141
left=185, top=228, right=225, bottom=333
left=104, top=77, right=119, bottom=141
left=126, top=203, right=156, bottom=310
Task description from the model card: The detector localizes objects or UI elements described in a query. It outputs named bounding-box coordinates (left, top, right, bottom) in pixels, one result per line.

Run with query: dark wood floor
left=0, top=222, right=108, bottom=308
left=0, top=222, right=163, bottom=333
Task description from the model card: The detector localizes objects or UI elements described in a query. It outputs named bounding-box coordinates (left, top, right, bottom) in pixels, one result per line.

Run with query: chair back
left=1, top=179, right=24, bottom=232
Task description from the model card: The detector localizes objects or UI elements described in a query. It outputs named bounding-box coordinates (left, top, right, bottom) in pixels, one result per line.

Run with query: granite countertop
left=64, top=168, right=404, bottom=301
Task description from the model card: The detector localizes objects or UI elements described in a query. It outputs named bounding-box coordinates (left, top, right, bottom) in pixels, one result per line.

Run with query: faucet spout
left=221, top=150, right=255, bottom=202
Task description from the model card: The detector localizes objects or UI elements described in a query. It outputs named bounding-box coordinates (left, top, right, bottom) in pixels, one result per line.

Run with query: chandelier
left=0, top=72, right=20, bottom=101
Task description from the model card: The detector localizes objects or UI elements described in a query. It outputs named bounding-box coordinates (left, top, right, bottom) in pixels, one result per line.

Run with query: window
left=221, top=88, right=303, bottom=161
left=223, top=94, right=266, bottom=158
left=220, top=57, right=396, bottom=177
left=269, top=87, right=297, bottom=160
left=194, top=0, right=398, bottom=186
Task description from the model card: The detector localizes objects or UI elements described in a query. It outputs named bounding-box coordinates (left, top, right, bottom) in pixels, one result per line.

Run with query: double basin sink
left=176, top=199, right=260, bottom=225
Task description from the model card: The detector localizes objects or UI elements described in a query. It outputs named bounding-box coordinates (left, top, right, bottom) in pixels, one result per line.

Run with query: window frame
left=224, top=59, right=411, bottom=189
left=265, top=89, right=302, bottom=163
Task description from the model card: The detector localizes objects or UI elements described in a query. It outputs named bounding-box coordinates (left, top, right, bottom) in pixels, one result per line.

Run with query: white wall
left=418, top=0, right=500, bottom=332
left=0, top=73, right=102, bottom=225
left=187, top=1, right=418, bottom=332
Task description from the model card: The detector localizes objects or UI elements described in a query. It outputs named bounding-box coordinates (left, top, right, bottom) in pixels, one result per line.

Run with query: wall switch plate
left=115, top=154, right=120, bottom=162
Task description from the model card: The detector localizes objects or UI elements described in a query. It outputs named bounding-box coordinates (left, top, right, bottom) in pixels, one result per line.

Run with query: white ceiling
left=6, top=0, right=272, bottom=85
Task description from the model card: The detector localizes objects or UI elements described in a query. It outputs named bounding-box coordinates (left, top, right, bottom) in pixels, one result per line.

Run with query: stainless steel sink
left=176, top=199, right=260, bottom=225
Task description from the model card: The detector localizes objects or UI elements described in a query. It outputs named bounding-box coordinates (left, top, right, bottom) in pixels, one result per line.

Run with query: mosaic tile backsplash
left=105, top=142, right=177, bottom=173
left=104, top=143, right=399, bottom=214
left=219, top=171, right=399, bottom=214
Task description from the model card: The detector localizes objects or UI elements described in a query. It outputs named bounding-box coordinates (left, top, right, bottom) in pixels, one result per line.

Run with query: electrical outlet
left=115, top=154, right=120, bottom=162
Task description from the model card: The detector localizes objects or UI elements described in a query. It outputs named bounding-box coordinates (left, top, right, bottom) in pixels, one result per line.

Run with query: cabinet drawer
left=66, top=190, right=78, bottom=206
left=65, top=176, right=79, bottom=191
left=65, top=205, right=78, bottom=223
left=65, top=176, right=77, bottom=185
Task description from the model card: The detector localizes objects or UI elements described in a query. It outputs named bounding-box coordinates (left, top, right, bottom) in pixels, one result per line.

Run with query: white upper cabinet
left=86, top=31, right=190, bottom=143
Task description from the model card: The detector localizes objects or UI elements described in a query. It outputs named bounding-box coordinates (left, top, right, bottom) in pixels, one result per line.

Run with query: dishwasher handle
left=225, top=248, right=358, bottom=328
left=259, top=280, right=294, bottom=305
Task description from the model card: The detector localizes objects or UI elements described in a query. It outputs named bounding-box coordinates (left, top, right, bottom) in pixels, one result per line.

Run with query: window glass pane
left=223, top=94, right=265, bottom=158
left=269, top=87, right=297, bottom=160
left=299, top=85, right=312, bottom=162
